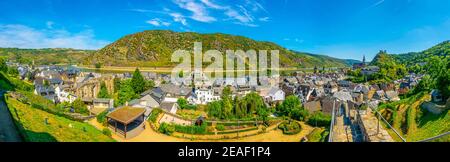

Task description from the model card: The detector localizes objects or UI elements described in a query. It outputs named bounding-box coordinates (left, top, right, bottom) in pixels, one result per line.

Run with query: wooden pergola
left=106, top=106, right=146, bottom=139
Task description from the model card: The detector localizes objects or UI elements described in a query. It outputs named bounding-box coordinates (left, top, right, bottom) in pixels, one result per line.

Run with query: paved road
left=0, top=91, right=22, bottom=142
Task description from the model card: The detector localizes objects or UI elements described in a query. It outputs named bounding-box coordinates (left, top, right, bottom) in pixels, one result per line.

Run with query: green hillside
left=84, top=30, right=351, bottom=68
left=378, top=92, right=449, bottom=142
left=371, top=40, right=450, bottom=66
left=5, top=93, right=115, bottom=142
left=0, top=48, right=94, bottom=65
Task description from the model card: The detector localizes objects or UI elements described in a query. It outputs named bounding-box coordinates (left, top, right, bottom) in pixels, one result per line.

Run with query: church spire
left=363, top=55, right=366, bottom=66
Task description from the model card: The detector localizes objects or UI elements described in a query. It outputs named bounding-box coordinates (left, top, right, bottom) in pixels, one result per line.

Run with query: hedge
left=278, top=121, right=301, bottom=135
left=307, top=112, right=332, bottom=127
left=148, top=108, right=163, bottom=123
left=217, top=127, right=259, bottom=135
left=174, top=123, right=210, bottom=135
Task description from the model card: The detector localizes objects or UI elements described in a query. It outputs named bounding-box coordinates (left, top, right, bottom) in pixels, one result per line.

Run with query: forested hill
left=0, top=48, right=93, bottom=65
left=83, top=30, right=354, bottom=68
left=371, top=40, right=450, bottom=66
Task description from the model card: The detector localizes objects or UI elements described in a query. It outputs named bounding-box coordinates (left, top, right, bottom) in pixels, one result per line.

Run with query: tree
left=425, top=56, right=450, bottom=99
left=7, top=67, right=19, bottom=77
left=207, top=101, right=223, bottom=119
left=243, top=92, right=266, bottom=115
left=72, top=98, right=89, bottom=115
left=221, top=86, right=233, bottom=118
left=0, top=57, right=7, bottom=73
left=118, top=79, right=138, bottom=105
left=411, top=75, right=432, bottom=95
left=113, top=78, right=121, bottom=93
left=145, top=80, right=155, bottom=90
left=97, top=81, right=111, bottom=98
left=291, top=108, right=309, bottom=121
left=277, top=95, right=301, bottom=116
left=207, top=91, right=269, bottom=120
left=276, top=95, right=310, bottom=121
left=131, top=68, right=146, bottom=94
left=307, top=112, right=331, bottom=127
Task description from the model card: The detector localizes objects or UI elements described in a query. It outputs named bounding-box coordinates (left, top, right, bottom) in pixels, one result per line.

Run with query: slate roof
left=160, top=102, right=178, bottom=113
left=159, top=84, right=191, bottom=97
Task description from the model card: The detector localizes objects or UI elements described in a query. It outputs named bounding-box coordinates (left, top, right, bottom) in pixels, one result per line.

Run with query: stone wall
left=75, top=75, right=115, bottom=99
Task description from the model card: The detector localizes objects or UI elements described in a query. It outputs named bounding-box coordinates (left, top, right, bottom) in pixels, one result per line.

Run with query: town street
left=0, top=90, right=22, bottom=142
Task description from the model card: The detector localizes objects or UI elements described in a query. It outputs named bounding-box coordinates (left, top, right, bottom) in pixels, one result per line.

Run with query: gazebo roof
left=107, top=107, right=145, bottom=124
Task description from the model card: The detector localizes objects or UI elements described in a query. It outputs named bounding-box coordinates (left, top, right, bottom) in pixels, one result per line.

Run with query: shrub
left=173, top=123, right=210, bottom=135
left=291, top=108, right=309, bottom=121
left=97, top=111, right=108, bottom=125
left=216, top=124, right=225, bottom=131
left=306, top=128, right=323, bottom=142
left=278, top=120, right=301, bottom=135
left=217, top=127, right=259, bottom=135
left=95, top=63, right=102, bottom=69
left=102, top=128, right=112, bottom=137
left=159, top=123, right=175, bottom=135
left=148, top=108, right=163, bottom=123
left=177, top=98, right=197, bottom=110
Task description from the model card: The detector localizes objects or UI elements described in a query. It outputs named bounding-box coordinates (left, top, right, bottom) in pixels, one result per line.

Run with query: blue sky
left=0, top=0, right=449, bottom=61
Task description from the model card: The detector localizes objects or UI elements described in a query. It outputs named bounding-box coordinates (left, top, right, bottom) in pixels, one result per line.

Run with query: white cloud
left=170, top=13, right=188, bottom=26
left=129, top=9, right=152, bottom=13
left=370, top=0, right=385, bottom=8
left=170, top=0, right=267, bottom=27
left=225, top=7, right=252, bottom=23
left=259, top=17, right=270, bottom=22
left=146, top=18, right=171, bottom=27
left=0, top=24, right=109, bottom=50
left=200, top=0, right=226, bottom=9
left=173, top=0, right=217, bottom=22
left=295, top=38, right=304, bottom=43
left=245, top=0, right=268, bottom=14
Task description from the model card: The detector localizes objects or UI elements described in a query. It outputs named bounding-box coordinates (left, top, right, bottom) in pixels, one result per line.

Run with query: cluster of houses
left=10, top=62, right=428, bottom=118
left=9, top=61, right=432, bottom=139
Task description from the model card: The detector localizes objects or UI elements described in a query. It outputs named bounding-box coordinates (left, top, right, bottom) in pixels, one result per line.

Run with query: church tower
left=362, top=55, right=366, bottom=67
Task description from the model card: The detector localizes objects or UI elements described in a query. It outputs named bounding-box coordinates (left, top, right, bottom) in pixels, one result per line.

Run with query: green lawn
left=407, top=109, right=449, bottom=142
left=5, top=95, right=115, bottom=142
left=305, top=128, right=329, bottom=142
left=379, top=93, right=449, bottom=142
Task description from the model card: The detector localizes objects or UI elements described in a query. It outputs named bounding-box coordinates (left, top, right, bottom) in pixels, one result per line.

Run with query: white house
left=188, top=88, right=220, bottom=105
left=260, top=87, right=285, bottom=103
left=55, top=85, right=77, bottom=103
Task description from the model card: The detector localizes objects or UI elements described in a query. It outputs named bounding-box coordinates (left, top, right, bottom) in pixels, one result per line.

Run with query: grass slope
left=379, top=92, right=449, bottom=142
left=5, top=95, right=115, bottom=142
